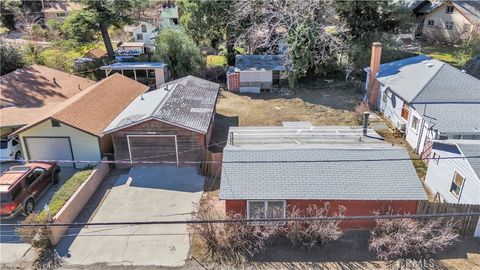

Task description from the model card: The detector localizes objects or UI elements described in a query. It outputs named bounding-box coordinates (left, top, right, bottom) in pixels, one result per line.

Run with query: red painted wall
left=225, top=199, right=420, bottom=230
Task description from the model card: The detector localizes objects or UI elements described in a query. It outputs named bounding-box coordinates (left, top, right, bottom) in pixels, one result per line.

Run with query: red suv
left=0, top=163, right=60, bottom=218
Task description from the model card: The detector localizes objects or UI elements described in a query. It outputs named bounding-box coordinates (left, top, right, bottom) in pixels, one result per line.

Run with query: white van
left=0, top=137, right=22, bottom=161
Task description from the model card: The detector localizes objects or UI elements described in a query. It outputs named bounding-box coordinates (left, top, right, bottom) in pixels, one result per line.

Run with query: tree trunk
left=99, top=23, right=115, bottom=58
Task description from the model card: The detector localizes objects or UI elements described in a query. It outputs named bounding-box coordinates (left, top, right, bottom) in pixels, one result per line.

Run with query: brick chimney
left=368, top=42, right=382, bottom=109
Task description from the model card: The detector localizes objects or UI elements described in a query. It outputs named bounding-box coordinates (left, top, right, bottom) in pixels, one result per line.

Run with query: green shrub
left=38, top=170, right=92, bottom=219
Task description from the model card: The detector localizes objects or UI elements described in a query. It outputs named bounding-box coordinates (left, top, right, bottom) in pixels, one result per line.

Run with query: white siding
left=19, top=119, right=101, bottom=168
left=379, top=86, right=407, bottom=128
left=425, top=143, right=480, bottom=204
left=132, top=22, right=157, bottom=45
left=239, top=71, right=272, bottom=83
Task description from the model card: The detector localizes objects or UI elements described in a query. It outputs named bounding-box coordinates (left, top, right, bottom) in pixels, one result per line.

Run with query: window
left=11, top=139, right=18, bottom=146
left=445, top=21, right=454, bottom=30
left=411, top=116, right=420, bottom=131
left=136, top=33, right=143, bottom=40
left=247, top=200, right=285, bottom=225
left=25, top=168, right=46, bottom=186
left=446, top=6, right=454, bottom=13
left=427, top=20, right=435, bottom=27
left=432, top=152, right=440, bottom=164
left=463, top=24, right=471, bottom=32
left=56, top=12, right=67, bottom=17
left=0, top=140, right=7, bottom=149
left=141, top=24, right=147, bottom=33
left=450, top=171, right=465, bottom=197
left=401, top=104, right=409, bottom=120
left=382, top=88, right=390, bottom=105
left=51, top=119, right=61, bottom=127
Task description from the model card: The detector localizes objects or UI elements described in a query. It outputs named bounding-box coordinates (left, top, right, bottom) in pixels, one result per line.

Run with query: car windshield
left=0, top=192, right=11, bottom=203
left=8, top=166, right=30, bottom=172
left=0, top=140, right=7, bottom=149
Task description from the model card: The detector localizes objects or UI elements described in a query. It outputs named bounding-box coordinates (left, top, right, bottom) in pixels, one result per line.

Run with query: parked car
left=0, top=163, right=60, bottom=218
left=0, top=137, right=22, bottom=161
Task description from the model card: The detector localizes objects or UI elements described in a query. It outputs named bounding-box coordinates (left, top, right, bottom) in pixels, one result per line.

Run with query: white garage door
left=25, top=137, right=74, bottom=167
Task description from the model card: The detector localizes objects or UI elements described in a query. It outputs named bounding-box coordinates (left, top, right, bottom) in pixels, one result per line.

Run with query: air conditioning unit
left=397, top=123, right=406, bottom=132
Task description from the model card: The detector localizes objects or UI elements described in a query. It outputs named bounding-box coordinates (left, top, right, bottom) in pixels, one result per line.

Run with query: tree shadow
left=209, top=113, right=238, bottom=153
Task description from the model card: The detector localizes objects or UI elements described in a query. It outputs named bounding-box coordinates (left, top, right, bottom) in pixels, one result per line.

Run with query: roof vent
left=425, top=62, right=434, bottom=68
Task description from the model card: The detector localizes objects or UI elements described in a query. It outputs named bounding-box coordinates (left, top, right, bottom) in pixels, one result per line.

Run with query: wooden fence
left=200, top=150, right=223, bottom=178
left=417, top=201, right=480, bottom=237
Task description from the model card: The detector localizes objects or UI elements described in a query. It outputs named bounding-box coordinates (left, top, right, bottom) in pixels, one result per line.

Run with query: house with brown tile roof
left=11, top=74, right=148, bottom=168
left=0, top=65, right=95, bottom=134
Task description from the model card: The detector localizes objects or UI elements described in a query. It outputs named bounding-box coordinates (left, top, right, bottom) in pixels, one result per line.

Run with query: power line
left=3, top=154, right=480, bottom=165
left=3, top=212, right=480, bottom=228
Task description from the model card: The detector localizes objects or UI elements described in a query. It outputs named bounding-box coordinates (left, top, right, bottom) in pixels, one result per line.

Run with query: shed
left=104, top=76, right=220, bottom=167
left=227, top=55, right=287, bottom=93
left=100, top=62, right=169, bottom=89
left=219, top=124, right=428, bottom=229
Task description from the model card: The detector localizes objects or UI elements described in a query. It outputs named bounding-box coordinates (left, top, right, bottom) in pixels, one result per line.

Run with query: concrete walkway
left=57, top=166, right=204, bottom=267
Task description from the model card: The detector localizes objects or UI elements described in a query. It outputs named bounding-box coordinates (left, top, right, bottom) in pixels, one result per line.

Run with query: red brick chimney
left=368, top=42, right=382, bottom=109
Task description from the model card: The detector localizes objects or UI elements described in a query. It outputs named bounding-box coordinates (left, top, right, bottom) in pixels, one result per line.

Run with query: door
left=25, top=137, right=74, bottom=167
left=127, top=135, right=178, bottom=165
left=24, top=167, right=48, bottom=200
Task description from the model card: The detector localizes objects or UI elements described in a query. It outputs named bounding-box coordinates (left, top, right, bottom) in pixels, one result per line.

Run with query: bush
left=0, top=41, right=26, bottom=75
left=282, top=203, right=345, bottom=250
left=191, top=203, right=273, bottom=266
left=354, top=101, right=370, bottom=125
left=369, top=217, right=458, bottom=267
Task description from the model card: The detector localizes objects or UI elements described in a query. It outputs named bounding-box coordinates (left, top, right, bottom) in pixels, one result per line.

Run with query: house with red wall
left=219, top=123, right=428, bottom=229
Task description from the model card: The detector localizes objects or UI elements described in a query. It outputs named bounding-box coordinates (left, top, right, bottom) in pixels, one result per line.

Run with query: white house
left=365, top=44, right=480, bottom=158
left=424, top=140, right=480, bottom=236
left=122, top=22, right=159, bottom=53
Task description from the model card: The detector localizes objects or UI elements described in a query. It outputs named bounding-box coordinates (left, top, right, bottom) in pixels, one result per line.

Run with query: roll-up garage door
left=127, top=135, right=178, bottom=165
left=24, top=137, right=74, bottom=167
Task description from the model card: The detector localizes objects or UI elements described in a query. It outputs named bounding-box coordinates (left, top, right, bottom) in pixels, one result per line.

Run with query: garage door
left=127, top=135, right=178, bottom=165
left=25, top=137, right=74, bottom=167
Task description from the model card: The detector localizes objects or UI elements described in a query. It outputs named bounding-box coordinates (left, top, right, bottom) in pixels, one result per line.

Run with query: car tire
left=52, top=170, right=60, bottom=185
left=14, top=152, right=22, bottom=160
left=24, top=199, right=35, bottom=215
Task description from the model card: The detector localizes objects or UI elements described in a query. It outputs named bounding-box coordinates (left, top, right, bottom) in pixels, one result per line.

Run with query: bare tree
left=190, top=203, right=273, bottom=266
left=369, top=217, right=458, bottom=268
left=229, top=0, right=347, bottom=86
left=14, top=9, right=44, bottom=41
left=284, top=203, right=345, bottom=250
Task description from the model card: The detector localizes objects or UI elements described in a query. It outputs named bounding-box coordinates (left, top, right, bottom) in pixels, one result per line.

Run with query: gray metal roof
left=414, top=103, right=480, bottom=134
left=454, top=1, right=480, bottom=23
left=228, top=55, right=286, bottom=73
left=104, top=76, right=219, bottom=134
left=457, top=141, right=480, bottom=177
left=220, top=126, right=427, bottom=201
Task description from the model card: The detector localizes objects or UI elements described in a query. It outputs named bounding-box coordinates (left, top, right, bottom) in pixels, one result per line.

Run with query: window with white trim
left=445, top=21, right=454, bottom=30
left=247, top=200, right=285, bottom=225
left=56, top=12, right=67, bottom=17
left=445, top=6, right=454, bottom=13
left=427, top=20, right=435, bottom=27
left=450, top=171, right=465, bottom=197
left=136, top=33, right=143, bottom=40
left=411, top=115, right=420, bottom=131
left=141, top=24, right=147, bottom=33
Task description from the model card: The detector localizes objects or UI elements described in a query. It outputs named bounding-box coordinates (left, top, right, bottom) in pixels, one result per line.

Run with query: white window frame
left=445, top=5, right=454, bottom=14
left=445, top=21, right=454, bottom=30
left=136, top=33, right=143, bottom=40
left=247, top=200, right=286, bottom=226
left=427, top=20, right=435, bottom=27
left=56, top=12, right=67, bottom=18
left=141, top=24, right=147, bottom=33
left=411, top=115, right=420, bottom=132
left=450, top=171, right=465, bottom=197
left=126, top=134, right=179, bottom=165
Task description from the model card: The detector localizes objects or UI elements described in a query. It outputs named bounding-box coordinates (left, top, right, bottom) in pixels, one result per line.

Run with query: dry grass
left=215, top=81, right=360, bottom=127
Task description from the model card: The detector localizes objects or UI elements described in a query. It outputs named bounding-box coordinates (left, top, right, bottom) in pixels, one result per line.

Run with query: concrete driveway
left=0, top=162, right=76, bottom=265
left=57, top=165, right=204, bottom=267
